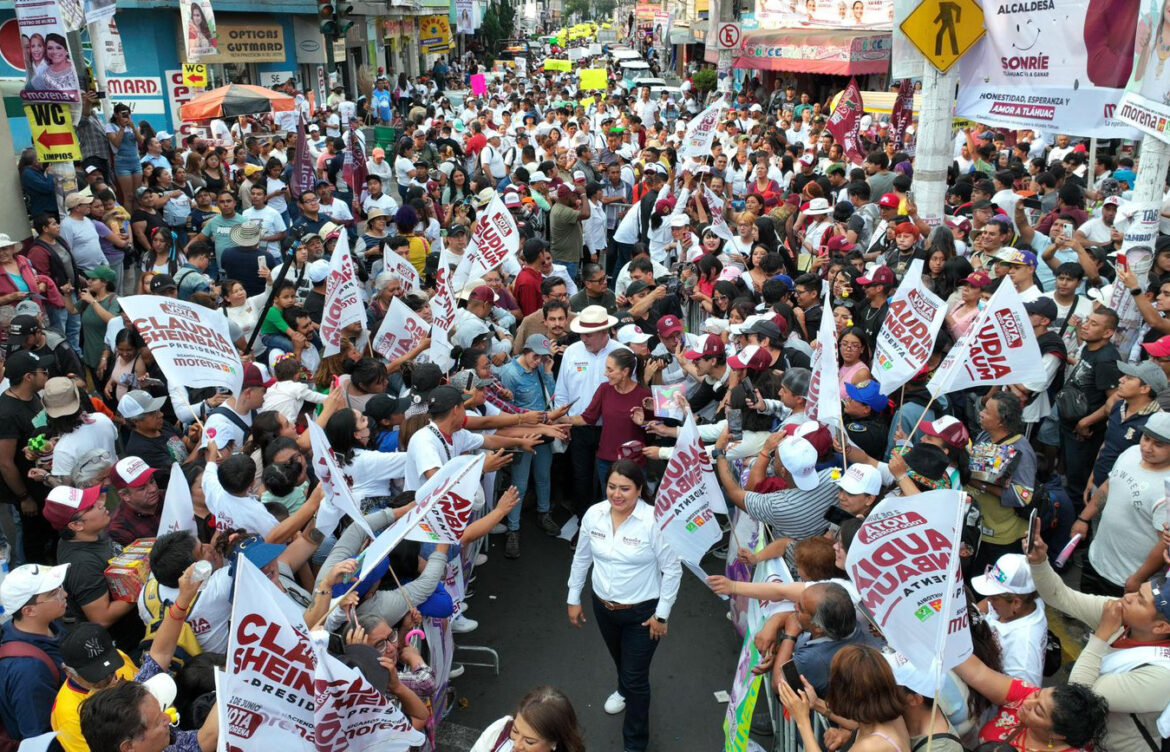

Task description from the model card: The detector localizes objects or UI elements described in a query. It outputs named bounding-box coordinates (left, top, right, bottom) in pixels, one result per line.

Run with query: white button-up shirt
left=567, top=500, right=682, bottom=620
left=553, top=338, right=627, bottom=417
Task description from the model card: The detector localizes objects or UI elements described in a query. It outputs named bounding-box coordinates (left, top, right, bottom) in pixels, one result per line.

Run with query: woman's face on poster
left=46, top=39, right=68, bottom=66
left=192, top=3, right=204, bottom=24
left=28, top=35, right=45, bottom=63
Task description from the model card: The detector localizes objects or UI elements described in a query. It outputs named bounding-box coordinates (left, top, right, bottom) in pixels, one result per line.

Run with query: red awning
left=705, top=28, right=890, bottom=76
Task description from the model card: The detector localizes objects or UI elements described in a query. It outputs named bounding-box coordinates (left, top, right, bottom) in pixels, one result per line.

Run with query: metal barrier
left=764, top=681, right=831, bottom=752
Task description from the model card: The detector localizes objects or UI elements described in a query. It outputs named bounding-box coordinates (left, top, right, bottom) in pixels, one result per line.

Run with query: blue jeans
left=47, top=306, right=67, bottom=339
left=65, top=306, right=81, bottom=359
left=596, top=458, right=613, bottom=491
left=262, top=332, right=294, bottom=354
left=592, top=595, right=660, bottom=752
left=506, top=443, right=552, bottom=532
left=561, top=262, right=579, bottom=284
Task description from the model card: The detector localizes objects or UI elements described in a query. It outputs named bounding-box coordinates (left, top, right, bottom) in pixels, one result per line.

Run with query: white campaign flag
left=157, top=463, right=196, bottom=535
left=927, top=279, right=1046, bottom=398
left=312, top=637, right=426, bottom=752
left=681, top=100, right=726, bottom=158
left=222, top=558, right=316, bottom=752
left=427, top=266, right=457, bottom=372
left=872, top=260, right=946, bottom=395
left=451, top=194, right=521, bottom=291
left=846, top=490, right=972, bottom=680
left=703, top=185, right=733, bottom=242
left=654, top=413, right=726, bottom=565
left=383, top=251, right=421, bottom=291
left=807, top=287, right=842, bottom=428
left=356, top=454, right=484, bottom=582
left=306, top=421, right=375, bottom=540
left=372, top=296, right=429, bottom=362
left=404, top=453, right=485, bottom=544
left=120, top=296, right=244, bottom=396
left=320, top=232, right=367, bottom=357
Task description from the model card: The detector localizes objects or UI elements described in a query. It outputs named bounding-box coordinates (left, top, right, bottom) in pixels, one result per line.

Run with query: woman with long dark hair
left=565, top=459, right=681, bottom=752
left=470, top=686, right=586, bottom=752
left=323, top=406, right=407, bottom=512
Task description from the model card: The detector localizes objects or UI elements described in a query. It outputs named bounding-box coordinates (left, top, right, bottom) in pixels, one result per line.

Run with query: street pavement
left=437, top=510, right=743, bottom=751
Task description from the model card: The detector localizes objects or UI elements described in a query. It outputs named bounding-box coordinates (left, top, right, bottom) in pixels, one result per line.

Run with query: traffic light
left=318, top=0, right=337, bottom=36
left=334, top=1, right=354, bottom=36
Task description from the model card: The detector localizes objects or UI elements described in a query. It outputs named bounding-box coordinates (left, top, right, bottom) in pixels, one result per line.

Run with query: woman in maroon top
left=560, top=348, right=650, bottom=487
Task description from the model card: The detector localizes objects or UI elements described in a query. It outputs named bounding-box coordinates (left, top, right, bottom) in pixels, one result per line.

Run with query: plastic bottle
left=191, top=560, right=212, bottom=589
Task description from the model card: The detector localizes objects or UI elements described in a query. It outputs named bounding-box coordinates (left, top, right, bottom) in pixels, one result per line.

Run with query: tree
left=480, top=0, right=518, bottom=64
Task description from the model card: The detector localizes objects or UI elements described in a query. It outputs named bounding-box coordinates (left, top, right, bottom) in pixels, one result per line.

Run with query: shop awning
left=705, top=28, right=890, bottom=76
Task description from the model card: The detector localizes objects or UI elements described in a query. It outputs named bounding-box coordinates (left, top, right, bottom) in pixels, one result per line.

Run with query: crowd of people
left=4, top=29, right=1170, bottom=752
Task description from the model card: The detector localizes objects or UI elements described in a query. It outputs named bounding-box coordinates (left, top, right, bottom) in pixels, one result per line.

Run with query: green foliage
left=479, top=0, right=517, bottom=65
left=692, top=68, right=717, bottom=92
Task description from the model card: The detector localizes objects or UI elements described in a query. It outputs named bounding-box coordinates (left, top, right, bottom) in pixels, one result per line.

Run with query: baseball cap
left=1024, top=297, right=1058, bottom=322
left=799, top=153, right=815, bottom=166
left=503, top=192, right=521, bottom=209
left=8, top=315, right=40, bottom=339
left=150, top=274, right=178, bottom=293
left=837, top=463, right=881, bottom=496
left=522, top=334, right=553, bottom=355
left=468, top=285, right=497, bottom=304
left=307, top=259, right=330, bottom=284
left=778, top=437, right=819, bottom=491
left=1143, top=335, right=1170, bottom=358
left=972, top=554, right=1036, bottom=596
left=993, top=247, right=1037, bottom=267
left=241, top=363, right=267, bottom=389
left=0, top=563, right=69, bottom=615
left=43, top=377, right=81, bottom=418
left=449, top=369, right=492, bottom=393
left=685, top=333, right=725, bottom=359
left=65, top=193, right=93, bottom=209
left=428, top=385, right=467, bottom=414
left=1102, top=196, right=1122, bottom=207
left=1150, top=575, right=1170, bottom=622
left=61, top=623, right=123, bottom=683
left=845, top=380, right=888, bottom=412
left=4, top=351, right=44, bottom=382
left=617, top=325, right=653, bottom=345
left=110, top=456, right=157, bottom=489
left=918, top=415, right=970, bottom=450
left=857, top=266, right=896, bottom=287
left=656, top=315, right=683, bottom=337
left=960, top=270, right=992, bottom=288
left=118, top=390, right=167, bottom=419
left=43, top=485, right=103, bottom=530
left=727, top=344, right=771, bottom=370
left=625, top=279, right=652, bottom=297
left=669, top=214, right=690, bottom=228
left=744, top=318, right=782, bottom=343
left=878, top=193, right=900, bottom=209
left=231, top=534, right=286, bottom=573
left=1120, top=361, right=1170, bottom=395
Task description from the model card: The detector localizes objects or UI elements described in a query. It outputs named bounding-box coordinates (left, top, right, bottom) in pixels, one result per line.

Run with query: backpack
left=0, top=641, right=61, bottom=752
left=138, top=577, right=204, bottom=670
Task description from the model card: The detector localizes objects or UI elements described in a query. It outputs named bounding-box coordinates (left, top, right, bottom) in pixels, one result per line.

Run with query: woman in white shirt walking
left=566, top=459, right=682, bottom=752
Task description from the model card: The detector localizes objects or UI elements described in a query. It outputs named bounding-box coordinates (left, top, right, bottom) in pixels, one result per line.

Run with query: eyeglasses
left=840, top=341, right=862, bottom=350
left=373, top=629, right=399, bottom=652
left=587, top=276, right=608, bottom=284
left=713, top=294, right=728, bottom=302
left=34, top=588, right=65, bottom=605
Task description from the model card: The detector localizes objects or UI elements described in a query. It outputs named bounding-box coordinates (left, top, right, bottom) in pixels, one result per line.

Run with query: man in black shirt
left=7, top=315, right=82, bottom=380
left=303, top=260, right=329, bottom=325
left=792, top=274, right=823, bottom=342
left=130, top=188, right=167, bottom=260
left=120, top=390, right=195, bottom=489
left=856, top=266, right=894, bottom=351
left=0, top=351, right=50, bottom=562
left=1060, top=307, right=1122, bottom=507
left=44, top=485, right=142, bottom=650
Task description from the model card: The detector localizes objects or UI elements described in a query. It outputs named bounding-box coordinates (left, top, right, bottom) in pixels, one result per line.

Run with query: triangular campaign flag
left=826, top=77, right=866, bottom=164
left=680, top=99, right=726, bottom=159
left=806, top=287, right=842, bottom=429
left=307, top=421, right=375, bottom=540
left=654, top=413, right=725, bottom=565
left=158, top=463, right=196, bottom=535
left=872, top=260, right=946, bottom=396
left=320, top=232, right=367, bottom=357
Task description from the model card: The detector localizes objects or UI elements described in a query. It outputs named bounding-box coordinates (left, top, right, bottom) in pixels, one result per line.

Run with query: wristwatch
left=711, top=448, right=725, bottom=461
left=654, top=616, right=667, bottom=625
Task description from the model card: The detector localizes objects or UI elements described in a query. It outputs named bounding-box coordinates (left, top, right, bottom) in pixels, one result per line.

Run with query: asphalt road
left=436, top=508, right=744, bottom=751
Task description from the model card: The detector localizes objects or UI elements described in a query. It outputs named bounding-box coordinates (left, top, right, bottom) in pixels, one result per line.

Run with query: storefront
left=704, top=28, right=891, bottom=77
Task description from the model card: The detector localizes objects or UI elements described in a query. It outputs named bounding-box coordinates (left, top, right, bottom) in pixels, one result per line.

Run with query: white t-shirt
left=987, top=601, right=1047, bottom=687
left=199, top=406, right=252, bottom=451
left=51, top=413, right=119, bottom=476
left=137, top=567, right=233, bottom=653
left=1076, top=217, right=1114, bottom=245
left=404, top=423, right=484, bottom=491
left=1088, top=445, right=1168, bottom=587
left=202, top=461, right=278, bottom=536
left=340, top=448, right=408, bottom=507
left=242, top=205, right=287, bottom=260
left=394, top=156, right=415, bottom=185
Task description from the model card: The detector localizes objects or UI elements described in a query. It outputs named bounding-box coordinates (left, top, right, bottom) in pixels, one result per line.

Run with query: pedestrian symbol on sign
left=933, top=2, right=960, bottom=57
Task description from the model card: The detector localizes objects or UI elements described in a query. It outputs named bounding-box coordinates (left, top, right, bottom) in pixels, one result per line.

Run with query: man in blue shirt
left=0, top=563, right=69, bottom=743
left=372, top=77, right=392, bottom=124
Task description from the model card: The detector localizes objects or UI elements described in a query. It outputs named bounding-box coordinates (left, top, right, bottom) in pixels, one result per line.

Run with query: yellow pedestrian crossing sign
left=900, top=0, right=984, bottom=73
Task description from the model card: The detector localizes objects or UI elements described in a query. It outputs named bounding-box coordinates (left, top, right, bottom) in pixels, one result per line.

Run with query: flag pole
left=903, top=394, right=938, bottom=446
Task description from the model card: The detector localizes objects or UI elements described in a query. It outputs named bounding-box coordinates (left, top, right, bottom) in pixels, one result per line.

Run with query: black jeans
left=569, top=425, right=601, bottom=519
left=1060, top=421, right=1105, bottom=512
left=592, top=595, right=660, bottom=752
left=1080, top=556, right=1126, bottom=597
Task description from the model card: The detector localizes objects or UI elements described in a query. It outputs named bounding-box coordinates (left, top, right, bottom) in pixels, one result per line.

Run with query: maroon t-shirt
left=581, top=382, right=651, bottom=461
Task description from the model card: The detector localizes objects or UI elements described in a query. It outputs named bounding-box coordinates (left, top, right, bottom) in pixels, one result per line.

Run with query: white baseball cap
left=778, top=437, right=819, bottom=491
left=307, top=259, right=331, bottom=284
left=669, top=214, right=690, bottom=228
left=0, top=563, right=69, bottom=615
left=971, top=554, right=1036, bottom=596
left=837, top=463, right=881, bottom=496
left=616, top=324, right=652, bottom=345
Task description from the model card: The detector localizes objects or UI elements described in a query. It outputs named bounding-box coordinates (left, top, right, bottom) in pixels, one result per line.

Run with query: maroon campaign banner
left=827, top=77, right=865, bottom=164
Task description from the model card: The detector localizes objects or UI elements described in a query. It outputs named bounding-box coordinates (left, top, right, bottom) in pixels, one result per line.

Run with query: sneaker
left=448, top=663, right=465, bottom=679
left=538, top=513, right=561, bottom=537
left=490, top=523, right=507, bottom=535
left=474, top=552, right=488, bottom=566
left=505, top=531, right=520, bottom=559
left=451, top=613, right=478, bottom=634
left=603, top=691, right=626, bottom=714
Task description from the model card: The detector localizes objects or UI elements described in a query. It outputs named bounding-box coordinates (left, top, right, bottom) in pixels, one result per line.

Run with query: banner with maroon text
left=826, top=77, right=865, bottom=164
left=872, top=260, right=945, bottom=395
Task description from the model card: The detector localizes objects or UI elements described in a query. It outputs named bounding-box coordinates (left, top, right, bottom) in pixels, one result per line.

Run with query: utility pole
left=913, top=64, right=958, bottom=228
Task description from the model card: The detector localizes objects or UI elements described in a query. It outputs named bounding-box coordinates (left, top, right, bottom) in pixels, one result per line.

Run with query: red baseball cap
left=469, top=285, right=497, bottom=304
left=857, top=266, right=896, bottom=287
left=656, top=315, right=683, bottom=337
left=826, top=236, right=856, bottom=253
left=111, top=456, right=158, bottom=489
left=43, top=485, right=102, bottom=531
left=878, top=193, right=900, bottom=209
left=728, top=344, right=772, bottom=370
left=1144, top=335, right=1170, bottom=358
left=685, top=333, right=724, bottom=359
left=918, top=415, right=970, bottom=450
